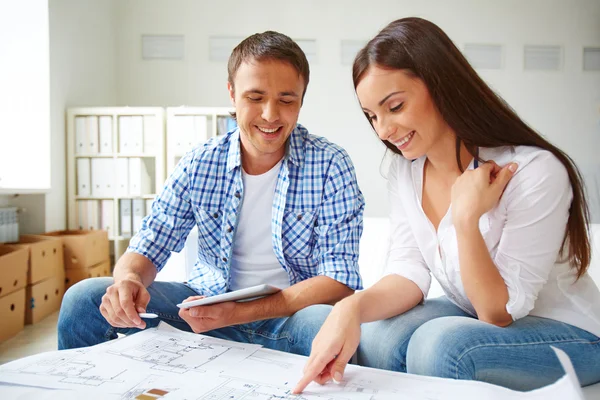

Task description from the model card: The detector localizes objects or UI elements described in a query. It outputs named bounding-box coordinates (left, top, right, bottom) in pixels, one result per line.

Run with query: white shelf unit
left=66, top=107, right=166, bottom=264
left=165, top=107, right=236, bottom=174
left=154, top=107, right=235, bottom=282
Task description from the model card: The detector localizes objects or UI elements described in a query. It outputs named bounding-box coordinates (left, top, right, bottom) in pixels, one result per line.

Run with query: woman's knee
left=406, top=316, right=480, bottom=379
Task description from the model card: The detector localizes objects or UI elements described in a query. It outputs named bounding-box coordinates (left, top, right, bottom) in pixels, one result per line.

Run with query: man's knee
left=59, top=277, right=112, bottom=328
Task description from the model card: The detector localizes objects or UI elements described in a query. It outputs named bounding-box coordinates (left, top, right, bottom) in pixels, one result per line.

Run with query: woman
left=294, top=17, right=600, bottom=393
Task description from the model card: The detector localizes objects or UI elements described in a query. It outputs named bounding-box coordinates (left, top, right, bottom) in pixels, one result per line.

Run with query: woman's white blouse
left=385, top=145, right=600, bottom=337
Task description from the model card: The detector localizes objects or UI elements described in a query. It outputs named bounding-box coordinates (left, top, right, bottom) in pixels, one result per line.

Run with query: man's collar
left=226, top=124, right=306, bottom=172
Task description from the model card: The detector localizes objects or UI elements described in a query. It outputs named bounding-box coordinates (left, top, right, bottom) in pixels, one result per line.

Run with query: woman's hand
left=292, top=297, right=362, bottom=394
left=451, top=161, right=517, bottom=230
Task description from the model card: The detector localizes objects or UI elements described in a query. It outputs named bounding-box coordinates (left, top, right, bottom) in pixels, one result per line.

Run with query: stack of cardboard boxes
left=42, top=230, right=110, bottom=291
left=0, top=230, right=111, bottom=344
left=16, top=235, right=65, bottom=325
left=0, top=245, right=28, bottom=342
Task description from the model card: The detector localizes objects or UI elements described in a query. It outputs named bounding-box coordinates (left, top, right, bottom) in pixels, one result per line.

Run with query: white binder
left=131, top=116, right=144, bottom=154
left=91, top=158, right=115, bottom=197
left=120, top=199, right=132, bottom=238
left=128, top=158, right=152, bottom=196
left=116, top=158, right=129, bottom=196
left=100, top=199, right=114, bottom=238
left=74, top=117, right=86, bottom=155
left=86, top=116, right=99, bottom=154
left=143, top=115, right=160, bottom=154
left=98, top=116, right=113, bottom=154
left=132, top=199, right=145, bottom=234
left=76, top=158, right=91, bottom=196
left=87, top=200, right=99, bottom=230
left=173, top=116, right=195, bottom=155
left=193, top=115, right=208, bottom=144
left=119, top=116, right=132, bottom=153
left=145, top=199, right=154, bottom=217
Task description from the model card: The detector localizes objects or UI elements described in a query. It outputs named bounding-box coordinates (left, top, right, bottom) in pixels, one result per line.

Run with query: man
left=58, top=31, right=364, bottom=356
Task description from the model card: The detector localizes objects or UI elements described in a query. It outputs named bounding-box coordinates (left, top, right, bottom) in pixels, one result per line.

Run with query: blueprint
left=0, top=324, right=584, bottom=400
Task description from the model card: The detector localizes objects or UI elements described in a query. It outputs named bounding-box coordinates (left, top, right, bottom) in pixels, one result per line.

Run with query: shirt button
left=213, top=212, right=219, bottom=218
left=297, top=214, right=303, bottom=221
left=222, top=257, right=227, bottom=262
left=227, top=227, right=233, bottom=233
left=234, top=192, right=241, bottom=199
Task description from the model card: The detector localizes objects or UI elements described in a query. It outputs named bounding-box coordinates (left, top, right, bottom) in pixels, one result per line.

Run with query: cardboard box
left=0, top=245, right=28, bottom=298
left=0, top=288, right=26, bottom=343
left=26, top=274, right=65, bottom=325
left=42, top=230, right=109, bottom=270
left=65, top=260, right=111, bottom=290
left=14, top=235, right=64, bottom=285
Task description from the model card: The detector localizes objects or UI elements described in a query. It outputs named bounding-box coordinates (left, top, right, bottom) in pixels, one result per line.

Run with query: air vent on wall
left=295, top=39, right=317, bottom=63
left=583, top=47, right=600, bottom=71
left=524, top=45, right=562, bottom=71
left=341, top=40, right=367, bottom=65
left=463, top=44, right=503, bottom=70
left=142, top=35, right=185, bottom=60
left=209, top=36, right=244, bottom=62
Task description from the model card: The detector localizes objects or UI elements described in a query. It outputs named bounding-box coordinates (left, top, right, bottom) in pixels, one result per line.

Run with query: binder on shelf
left=143, top=115, right=160, bottom=155
left=145, top=199, right=154, bottom=217
left=131, top=116, right=144, bottom=154
left=193, top=116, right=208, bottom=146
left=76, top=158, right=91, bottom=196
left=74, top=117, right=86, bottom=155
left=172, top=116, right=195, bottom=155
left=100, top=200, right=114, bottom=238
left=116, top=158, right=129, bottom=196
left=77, top=201, right=88, bottom=230
left=98, top=116, right=113, bottom=154
left=86, top=116, right=99, bottom=154
left=91, top=158, right=115, bottom=197
left=128, top=158, right=152, bottom=196
left=87, top=200, right=100, bottom=230
left=132, top=199, right=145, bottom=234
left=119, top=199, right=132, bottom=238
left=118, top=116, right=132, bottom=153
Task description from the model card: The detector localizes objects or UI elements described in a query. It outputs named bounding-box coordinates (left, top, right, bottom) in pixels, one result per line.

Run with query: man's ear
left=227, top=82, right=235, bottom=106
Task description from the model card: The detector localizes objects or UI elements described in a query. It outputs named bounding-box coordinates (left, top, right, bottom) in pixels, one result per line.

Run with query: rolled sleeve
left=384, top=157, right=431, bottom=297
left=127, top=152, right=197, bottom=271
left=314, top=155, right=365, bottom=291
left=493, top=152, right=573, bottom=321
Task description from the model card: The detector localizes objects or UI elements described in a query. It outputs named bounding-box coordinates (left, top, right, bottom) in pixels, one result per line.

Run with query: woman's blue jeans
left=356, top=296, right=600, bottom=391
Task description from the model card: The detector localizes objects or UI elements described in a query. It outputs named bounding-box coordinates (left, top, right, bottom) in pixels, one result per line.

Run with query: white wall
left=113, top=0, right=600, bottom=218
left=44, top=0, right=119, bottom=232
left=1, top=0, right=119, bottom=235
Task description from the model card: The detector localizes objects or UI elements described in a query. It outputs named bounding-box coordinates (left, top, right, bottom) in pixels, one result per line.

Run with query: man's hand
left=99, top=278, right=151, bottom=329
left=178, top=296, right=238, bottom=333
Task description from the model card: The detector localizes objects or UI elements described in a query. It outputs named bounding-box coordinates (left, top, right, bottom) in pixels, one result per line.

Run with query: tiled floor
left=0, top=312, right=59, bottom=365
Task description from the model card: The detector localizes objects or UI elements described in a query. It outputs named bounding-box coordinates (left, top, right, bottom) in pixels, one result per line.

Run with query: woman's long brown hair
left=353, top=17, right=591, bottom=278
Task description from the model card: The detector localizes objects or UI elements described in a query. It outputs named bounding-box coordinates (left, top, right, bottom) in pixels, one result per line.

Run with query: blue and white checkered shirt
left=128, top=124, right=364, bottom=295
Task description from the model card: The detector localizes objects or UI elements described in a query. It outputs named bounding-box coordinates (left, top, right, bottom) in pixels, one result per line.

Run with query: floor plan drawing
left=108, top=335, right=231, bottom=374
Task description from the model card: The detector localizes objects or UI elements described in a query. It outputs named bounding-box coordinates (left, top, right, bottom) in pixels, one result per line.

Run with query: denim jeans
left=353, top=296, right=600, bottom=391
left=58, top=277, right=330, bottom=357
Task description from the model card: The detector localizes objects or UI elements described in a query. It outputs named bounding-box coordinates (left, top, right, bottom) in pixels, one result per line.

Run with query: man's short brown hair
left=227, top=31, right=310, bottom=101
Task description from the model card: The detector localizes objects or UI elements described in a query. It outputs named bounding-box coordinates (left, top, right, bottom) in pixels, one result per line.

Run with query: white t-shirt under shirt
left=229, top=159, right=291, bottom=292
left=385, top=145, right=600, bottom=337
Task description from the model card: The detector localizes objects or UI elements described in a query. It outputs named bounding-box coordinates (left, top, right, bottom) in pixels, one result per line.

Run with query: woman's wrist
left=338, top=292, right=364, bottom=321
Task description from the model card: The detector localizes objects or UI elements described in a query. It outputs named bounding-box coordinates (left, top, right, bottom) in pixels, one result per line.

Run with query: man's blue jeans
left=58, top=277, right=330, bottom=356
left=353, top=296, right=600, bottom=391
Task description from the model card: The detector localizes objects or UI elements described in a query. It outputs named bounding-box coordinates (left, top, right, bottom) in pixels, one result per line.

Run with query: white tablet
left=177, top=284, right=281, bottom=309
